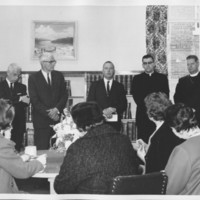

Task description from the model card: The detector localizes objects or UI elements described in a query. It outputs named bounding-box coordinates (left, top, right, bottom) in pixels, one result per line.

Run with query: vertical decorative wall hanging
left=146, top=5, right=168, bottom=74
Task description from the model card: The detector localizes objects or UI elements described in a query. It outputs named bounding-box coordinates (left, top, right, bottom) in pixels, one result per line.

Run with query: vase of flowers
left=50, top=108, right=83, bottom=152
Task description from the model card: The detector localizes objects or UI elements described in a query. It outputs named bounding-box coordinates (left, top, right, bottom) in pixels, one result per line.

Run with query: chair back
left=109, top=171, right=168, bottom=194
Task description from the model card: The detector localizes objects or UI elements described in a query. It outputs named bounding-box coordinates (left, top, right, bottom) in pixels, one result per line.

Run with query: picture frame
left=32, top=21, right=77, bottom=60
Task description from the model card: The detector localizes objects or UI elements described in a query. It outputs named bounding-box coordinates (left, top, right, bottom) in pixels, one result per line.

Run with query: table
left=32, top=150, right=65, bottom=194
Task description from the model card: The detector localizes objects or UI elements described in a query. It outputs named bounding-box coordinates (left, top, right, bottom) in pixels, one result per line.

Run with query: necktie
left=107, top=81, right=110, bottom=95
left=47, top=73, right=51, bottom=86
left=10, top=83, right=13, bottom=91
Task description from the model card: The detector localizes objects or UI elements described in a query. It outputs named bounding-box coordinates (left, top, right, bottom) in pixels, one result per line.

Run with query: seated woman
left=165, top=103, right=200, bottom=195
left=0, top=99, right=46, bottom=193
left=135, top=92, right=184, bottom=173
left=54, top=101, right=139, bottom=194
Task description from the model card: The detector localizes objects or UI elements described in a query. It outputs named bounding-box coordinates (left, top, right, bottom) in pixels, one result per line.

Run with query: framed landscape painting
left=32, top=21, right=77, bottom=60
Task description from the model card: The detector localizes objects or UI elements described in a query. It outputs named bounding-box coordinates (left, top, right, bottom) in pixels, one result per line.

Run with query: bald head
left=7, top=63, right=21, bottom=83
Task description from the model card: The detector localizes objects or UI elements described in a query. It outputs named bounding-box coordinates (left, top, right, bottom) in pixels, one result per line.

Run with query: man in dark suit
left=174, top=55, right=200, bottom=125
left=131, top=54, right=169, bottom=143
left=28, top=52, right=68, bottom=150
left=87, top=61, right=127, bottom=131
left=0, top=63, right=30, bottom=152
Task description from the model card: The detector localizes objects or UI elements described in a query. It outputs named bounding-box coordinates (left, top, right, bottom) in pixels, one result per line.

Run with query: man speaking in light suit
left=87, top=61, right=127, bottom=131
left=28, top=52, right=68, bottom=150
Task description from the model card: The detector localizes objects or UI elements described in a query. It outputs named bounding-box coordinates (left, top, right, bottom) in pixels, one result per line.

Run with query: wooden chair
left=109, top=171, right=168, bottom=194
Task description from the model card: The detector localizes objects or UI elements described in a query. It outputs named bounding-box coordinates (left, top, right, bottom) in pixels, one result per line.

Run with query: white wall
left=0, top=6, right=146, bottom=72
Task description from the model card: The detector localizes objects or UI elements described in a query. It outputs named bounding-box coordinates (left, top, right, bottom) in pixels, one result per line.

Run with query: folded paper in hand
left=105, top=114, right=118, bottom=122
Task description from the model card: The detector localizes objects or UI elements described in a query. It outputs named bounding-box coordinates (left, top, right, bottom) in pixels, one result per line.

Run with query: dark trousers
left=34, top=127, right=55, bottom=150
left=11, top=114, right=26, bottom=152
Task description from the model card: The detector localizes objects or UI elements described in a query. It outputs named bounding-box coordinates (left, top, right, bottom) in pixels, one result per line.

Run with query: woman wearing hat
left=54, top=101, right=139, bottom=194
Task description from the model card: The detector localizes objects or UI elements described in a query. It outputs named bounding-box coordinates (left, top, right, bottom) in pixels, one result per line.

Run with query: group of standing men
left=132, top=54, right=200, bottom=143
left=0, top=52, right=200, bottom=150
left=0, top=52, right=68, bottom=151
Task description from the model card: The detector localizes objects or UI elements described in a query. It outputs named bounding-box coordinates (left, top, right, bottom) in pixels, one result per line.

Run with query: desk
left=33, top=150, right=65, bottom=194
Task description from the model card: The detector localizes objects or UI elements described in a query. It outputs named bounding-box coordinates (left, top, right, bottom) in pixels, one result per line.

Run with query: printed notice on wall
left=168, top=22, right=199, bottom=79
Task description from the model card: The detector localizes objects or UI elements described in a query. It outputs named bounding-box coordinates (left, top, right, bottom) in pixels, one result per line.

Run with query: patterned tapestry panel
left=146, top=5, right=168, bottom=74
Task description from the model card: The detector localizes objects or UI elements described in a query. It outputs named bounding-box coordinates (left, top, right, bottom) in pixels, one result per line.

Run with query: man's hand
left=47, top=107, right=60, bottom=121
left=20, top=95, right=30, bottom=104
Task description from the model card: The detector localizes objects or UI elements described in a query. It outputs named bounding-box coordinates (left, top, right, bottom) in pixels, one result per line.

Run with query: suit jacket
left=130, top=72, right=169, bottom=142
left=87, top=79, right=127, bottom=119
left=145, top=122, right=184, bottom=173
left=0, top=134, right=43, bottom=193
left=28, top=70, right=68, bottom=128
left=54, top=124, right=139, bottom=194
left=174, top=73, right=200, bottom=123
left=0, top=80, right=28, bottom=131
left=165, top=135, right=200, bottom=195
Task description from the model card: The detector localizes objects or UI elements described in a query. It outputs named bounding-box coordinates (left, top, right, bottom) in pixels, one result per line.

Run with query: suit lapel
left=39, top=71, right=51, bottom=88
left=3, top=80, right=12, bottom=98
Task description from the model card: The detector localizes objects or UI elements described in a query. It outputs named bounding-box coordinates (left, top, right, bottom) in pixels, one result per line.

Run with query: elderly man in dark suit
left=131, top=54, right=169, bottom=143
left=0, top=63, right=30, bottom=152
left=28, top=52, right=68, bottom=150
left=87, top=61, right=127, bottom=131
left=174, top=55, right=200, bottom=125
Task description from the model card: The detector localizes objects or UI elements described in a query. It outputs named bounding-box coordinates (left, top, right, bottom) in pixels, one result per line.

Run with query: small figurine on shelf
left=50, top=108, right=84, bottom=152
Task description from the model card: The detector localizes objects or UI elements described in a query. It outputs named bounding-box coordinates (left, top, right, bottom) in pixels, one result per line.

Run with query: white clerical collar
left=145, top=72, right=154, bottom=76
left=190, top=72, right=199, bottom=77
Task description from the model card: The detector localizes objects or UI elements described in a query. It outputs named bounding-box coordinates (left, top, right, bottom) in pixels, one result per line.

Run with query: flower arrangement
left=50, top=108, right=83, bottom=152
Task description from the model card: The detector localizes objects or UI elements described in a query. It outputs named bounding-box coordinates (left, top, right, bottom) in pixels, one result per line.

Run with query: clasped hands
left=47, top=107, right=60, bottom=121
left=19, top=95, right=30, bottom=104
left=103, top=107, right=116, bottom=119
left=132, top=139, right=148, bottom=163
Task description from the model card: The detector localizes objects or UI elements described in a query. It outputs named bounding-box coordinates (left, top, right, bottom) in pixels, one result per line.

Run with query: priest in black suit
left=87, top=61, right=127, bottom=131
left=131, top=54, right=169, bottom=143
left=28, top=52, right=68, bottom=150
left=0, top=63, right=30, bottom=152
left=174, top=55, right=200, bottom=125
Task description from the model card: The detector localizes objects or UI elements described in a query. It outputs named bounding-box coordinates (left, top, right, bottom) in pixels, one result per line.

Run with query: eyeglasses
left=43, top=60, right=56, bottom=64
left=143, top=61, right=154, bottom=65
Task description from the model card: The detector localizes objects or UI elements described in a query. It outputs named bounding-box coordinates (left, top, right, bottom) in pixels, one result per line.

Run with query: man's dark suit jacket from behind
left=28, top=70, right=68, bottom=149
left=87, top=79, right=127, bottom=131
left=0, top=80, right=28, bottom=151
left=131, top=72, right=169, bottom=143
left=145, top=122, right=184, bottom=174
left=174, top=73, right=200, bottom=125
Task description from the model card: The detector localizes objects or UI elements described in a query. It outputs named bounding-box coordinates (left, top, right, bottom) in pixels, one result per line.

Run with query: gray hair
left=39, top=52, right=56, bottom=63
left=7, top=63, right=21, bottom=74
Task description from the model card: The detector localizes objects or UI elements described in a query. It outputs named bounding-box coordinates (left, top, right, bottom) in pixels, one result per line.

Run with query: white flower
left=51, top=109, right=82, bottom=152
